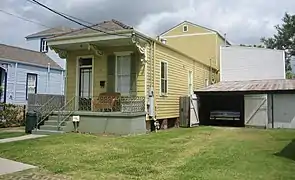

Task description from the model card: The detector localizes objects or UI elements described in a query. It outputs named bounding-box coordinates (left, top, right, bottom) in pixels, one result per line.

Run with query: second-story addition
left=25, top=26, right=73, bottom=67
left=158, top=21, right=231, bottom=82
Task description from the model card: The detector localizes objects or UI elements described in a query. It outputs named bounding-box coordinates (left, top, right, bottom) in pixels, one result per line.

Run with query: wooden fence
left=27, top=94, right=65, bottom=112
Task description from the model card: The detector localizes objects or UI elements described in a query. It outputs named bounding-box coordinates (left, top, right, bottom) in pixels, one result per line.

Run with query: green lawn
left=0, top=132, right=25, bottom=139
left=0, top=127, right=294, bottom=180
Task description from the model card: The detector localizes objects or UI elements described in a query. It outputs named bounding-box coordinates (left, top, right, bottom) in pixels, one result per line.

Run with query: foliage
left=239, top=44, right=265, bottom=48
left=0, top=103, right=25, bottom=128
left=261, top=12, right=295, bottom=74
left=286, top=70, right=295, bottom=79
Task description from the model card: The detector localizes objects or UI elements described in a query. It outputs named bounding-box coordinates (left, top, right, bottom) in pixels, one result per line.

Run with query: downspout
left=61, top=70, right=64, bottom=95
left=153, top=41, right=157, bottom=121
left=13, top=62, right=18, bottom=103
left=47, top=63, right=50, bottom=93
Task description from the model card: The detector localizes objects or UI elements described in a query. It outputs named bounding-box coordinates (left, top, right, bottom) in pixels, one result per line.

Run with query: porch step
left=40, top=125, right=66, bottom=131
left=32, top=129, right=64, bottom=135
left=48, top=115, right=71, bottom=122
left=44, top=120, right=66, bottom=126
left=48, top=115, right=59, bottom=121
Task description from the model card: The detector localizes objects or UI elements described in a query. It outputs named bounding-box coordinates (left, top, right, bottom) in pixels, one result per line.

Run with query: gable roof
left=50, top=19, right=133, bottom=39
left=26, top=26, right=74, bottom=39
left=159, top=21, right=231, bottom=45
left=0, top=44, right=63, bottom=70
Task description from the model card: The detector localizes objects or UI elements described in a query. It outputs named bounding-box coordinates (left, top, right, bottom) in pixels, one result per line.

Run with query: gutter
left=0, top=58, right=64, bottom=71
left=46, top=29, right=134, bottom=42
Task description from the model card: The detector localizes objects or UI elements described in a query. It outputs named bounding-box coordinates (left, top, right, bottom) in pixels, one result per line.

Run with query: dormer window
left=183, top=25, right=188, bottom=32
left=40, top=38, right=48, bottom=53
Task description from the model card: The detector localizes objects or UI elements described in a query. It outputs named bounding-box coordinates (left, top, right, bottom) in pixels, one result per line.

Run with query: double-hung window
left=160, top=61, right=168, bottom=95
left=40, top=38, right=48, bottom=53
left=116, top=53, right=131, bottom=96
left=26, top=73, right=37, bottom=99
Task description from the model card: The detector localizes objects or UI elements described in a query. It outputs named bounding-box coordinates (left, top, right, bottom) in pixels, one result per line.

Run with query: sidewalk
left=0, top=134, right=47, bottom=143
left=0, top=158, right=36, bottom=176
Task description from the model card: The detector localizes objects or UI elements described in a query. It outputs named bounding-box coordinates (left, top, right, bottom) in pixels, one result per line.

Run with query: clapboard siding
left=0, top=60, right=64, bottom=105
left=154, top=43, right=210, bottom=119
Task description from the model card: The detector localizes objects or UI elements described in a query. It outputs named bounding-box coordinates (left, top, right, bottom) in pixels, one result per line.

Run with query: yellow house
left=27, top=19, right=216, bottom=133
left=158, top=21, right=231, bottom=82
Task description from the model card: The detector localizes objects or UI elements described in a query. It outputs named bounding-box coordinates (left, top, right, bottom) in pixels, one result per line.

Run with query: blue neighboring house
left=0, top=43, right=65, bottom=105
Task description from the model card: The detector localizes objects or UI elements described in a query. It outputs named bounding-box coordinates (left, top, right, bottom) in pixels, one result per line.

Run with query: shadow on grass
left=275, top=139, right=295, bottom=161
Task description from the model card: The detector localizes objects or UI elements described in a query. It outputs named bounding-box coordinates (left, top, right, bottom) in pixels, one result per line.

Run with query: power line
left=0, top=9, right=53, bottom=28
left=26, top=0, right=93, bottom=25
left=26, top=0, right=131, bottom=37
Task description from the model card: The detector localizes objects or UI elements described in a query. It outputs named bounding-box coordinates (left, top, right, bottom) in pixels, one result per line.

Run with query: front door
left=78, top=57, right=93, bottom=111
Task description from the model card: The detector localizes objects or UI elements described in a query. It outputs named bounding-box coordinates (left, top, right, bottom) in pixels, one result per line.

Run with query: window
left=26, top=73, right=37, bottom=99
left=40, top=38, right=48, bottom=53
left=183, top=25, right=188, bottom=32
left=160, top=61, right=168, bottom=95
left=188, top=71, right=193, bottom=95
left=116, top=54, right=131, bottom=95
left=79, top=58, right=93, bottom=98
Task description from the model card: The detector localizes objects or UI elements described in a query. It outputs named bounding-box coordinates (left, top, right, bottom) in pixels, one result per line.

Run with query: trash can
left=25, top=111, right=37, bottom=134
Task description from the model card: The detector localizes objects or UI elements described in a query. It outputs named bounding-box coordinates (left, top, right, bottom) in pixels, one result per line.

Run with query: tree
left=261, top=12, right=295, bottom=75
left=240, top=44, right=265, bottom=48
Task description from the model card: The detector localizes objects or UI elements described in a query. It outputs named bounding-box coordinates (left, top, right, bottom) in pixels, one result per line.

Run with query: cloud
left=1, top=0, right=295, bottom=67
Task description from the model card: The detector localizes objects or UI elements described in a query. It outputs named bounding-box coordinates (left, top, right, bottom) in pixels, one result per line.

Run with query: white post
left=13, top=62, right=18, bottom=103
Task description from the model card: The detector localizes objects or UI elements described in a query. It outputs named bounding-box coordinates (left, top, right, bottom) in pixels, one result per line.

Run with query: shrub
left=0, top=103, right=25, bottom=128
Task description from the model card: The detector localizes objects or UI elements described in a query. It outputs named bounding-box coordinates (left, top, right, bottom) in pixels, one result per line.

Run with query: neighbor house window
left=160, top=61, right=168, bottom=95
left=26, top=73, right=37, bottom=99
left=40, top=38, right=48, bottom=53
left=183, top=25, right=188, bottom=32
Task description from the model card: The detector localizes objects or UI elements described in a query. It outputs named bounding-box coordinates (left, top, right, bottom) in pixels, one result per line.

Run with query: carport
left=194, top=79, right=295, bottom=129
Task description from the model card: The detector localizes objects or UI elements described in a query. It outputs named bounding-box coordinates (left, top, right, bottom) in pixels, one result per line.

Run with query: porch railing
left=35, top=96, right=63, bottom=129
left=85, top=95, right=145, bottom=113
left=57, top=96, right=76, bottom=131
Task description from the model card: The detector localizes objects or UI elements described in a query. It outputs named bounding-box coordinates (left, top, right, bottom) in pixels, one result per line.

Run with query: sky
left=0, top=0, right=295, bottom=67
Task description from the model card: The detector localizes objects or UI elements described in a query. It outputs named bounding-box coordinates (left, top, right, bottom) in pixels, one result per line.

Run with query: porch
left=48, top=33, right=148, bottom=112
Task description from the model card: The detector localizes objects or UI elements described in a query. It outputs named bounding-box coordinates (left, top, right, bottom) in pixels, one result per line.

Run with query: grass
left=0, top=131, right=25, bottom=139
left=0, top=127, right=295, bottom=180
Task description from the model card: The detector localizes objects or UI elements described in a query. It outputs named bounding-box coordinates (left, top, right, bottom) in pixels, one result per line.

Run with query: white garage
left=195, top=79, right=295, bottom=129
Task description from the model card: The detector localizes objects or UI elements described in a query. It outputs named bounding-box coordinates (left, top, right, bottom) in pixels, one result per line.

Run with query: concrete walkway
left=0, top=134, right=47, bottom=144
left=0, top=158, right=36, bottom=176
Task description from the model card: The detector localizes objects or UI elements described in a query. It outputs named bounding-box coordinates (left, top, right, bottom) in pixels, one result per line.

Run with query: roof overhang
left=47, top=29, right=134, bottom=45
left=194, top=79, right=295, bottom=95
left=47, top=30, right=152, bottom=62
left=195, top=90, right=295, bottom=96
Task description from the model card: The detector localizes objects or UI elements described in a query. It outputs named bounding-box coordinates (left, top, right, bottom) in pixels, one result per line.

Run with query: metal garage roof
left=195, top=79, right=295, bottom=94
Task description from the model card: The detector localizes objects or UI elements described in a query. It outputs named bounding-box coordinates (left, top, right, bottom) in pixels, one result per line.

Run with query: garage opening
left=198, top=94, right=245, bottom=127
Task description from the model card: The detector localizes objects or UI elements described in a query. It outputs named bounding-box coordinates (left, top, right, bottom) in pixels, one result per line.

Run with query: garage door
left=244, top=94, right=268, bottom=128
left=273, top=94, right=295, bottom=128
